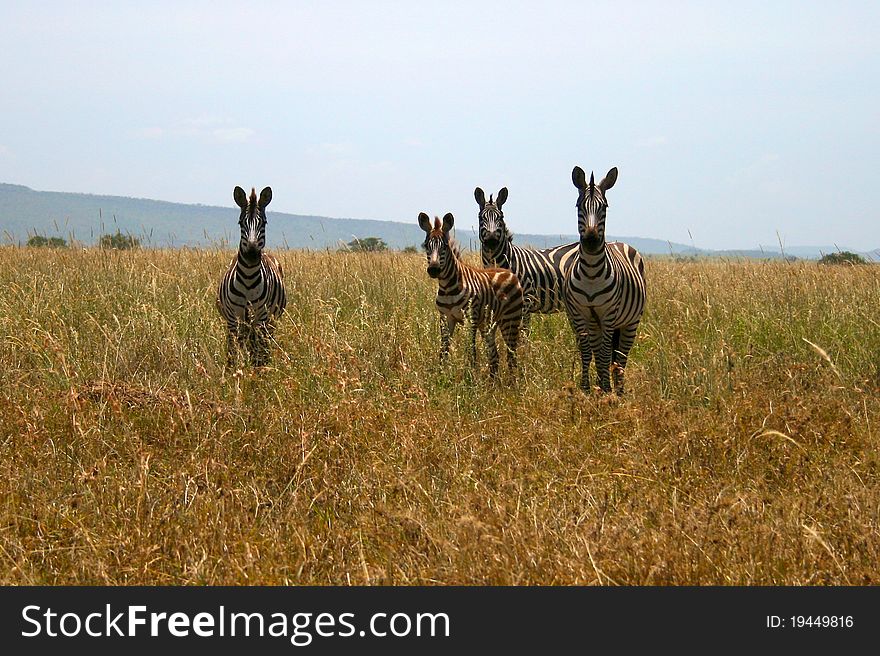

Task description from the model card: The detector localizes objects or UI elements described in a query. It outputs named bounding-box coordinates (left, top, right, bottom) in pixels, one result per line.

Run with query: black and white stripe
left=419, top=212, right=524, bottom=377
left=476, top=187, right=579, bottom=326
left=564, top=166, right=646, bottom=393
left=216, top=186, right=287, bottom=367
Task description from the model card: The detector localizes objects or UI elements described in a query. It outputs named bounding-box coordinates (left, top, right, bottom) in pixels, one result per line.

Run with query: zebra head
left=233, top=185, right=272, bottom=262
left=418, top=212, right=455, bottom=278
left=474, top=186, right=510, bottom=255
left=572, top=166, right=617, bottom=253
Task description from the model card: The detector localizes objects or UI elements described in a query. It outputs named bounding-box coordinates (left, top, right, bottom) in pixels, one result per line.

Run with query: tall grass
left=1, top=247, right=878, bottom=584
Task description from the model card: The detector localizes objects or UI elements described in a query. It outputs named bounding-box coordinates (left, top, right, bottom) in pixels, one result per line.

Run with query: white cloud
left=311, top=142, right=350, bottom=155
left=131, top=127, right=165, bottom=139
left=181, top=115, right=229, bottom=129
left=211, top=127, right=255, bottom=143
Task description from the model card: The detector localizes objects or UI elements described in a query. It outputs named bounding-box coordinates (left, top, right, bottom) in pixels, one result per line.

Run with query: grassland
left=1, top=247, right=879, bottom=585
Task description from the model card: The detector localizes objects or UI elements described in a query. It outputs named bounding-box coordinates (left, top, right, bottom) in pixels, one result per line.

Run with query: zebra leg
left=252, top=324, right=270, bottom=367
left=225, top=324, right=238, bottom=369
left=592, top=327, right=614, bottom=393
left=500, top=316, right=520, bottom=378
left=228, top=320, right=251, bottom=369
left=481, top=324, right=500, bottom=377
left=611, top=322, right=640, bottom=395
left=468, top=318, right=479, bottom=369
left=520, top=311, right=532, bottom=342
left=610, top=328, right=621, bottom=392
left=566, top=310, right=593, bottom=391
left=244, top=326, right=258, bottom=367
left=571, top=331, right=592, bottom=391
left=439, top=315, right=456, bottom=362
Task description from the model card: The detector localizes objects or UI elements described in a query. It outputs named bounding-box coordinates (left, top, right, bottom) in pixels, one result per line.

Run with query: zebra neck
left=576, top=243, right=611, bottom=278
left=236, top=252, right=264, bottom=279
left=482, top=240, right=511, bottom=268
left=436, top=253, right=464, bottom=296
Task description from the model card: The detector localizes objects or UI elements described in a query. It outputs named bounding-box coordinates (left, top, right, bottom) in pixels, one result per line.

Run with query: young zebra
left=419, top=212, right=524, bottom=377
left=476, top=187, right=580, bottom=330
left=216, top=186, right=287, bottom=367
left=564, top=166, right=646, bottom=394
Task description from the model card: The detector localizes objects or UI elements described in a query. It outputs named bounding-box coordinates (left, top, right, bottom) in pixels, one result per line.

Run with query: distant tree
left=99, top=231, right=140, bottom=250
left=402, top=245, right=419, bottom=254
left=344, top=237, right=387, bottom=252
left=27, top=235, right=67, bottom=248
left=818, top=251, right=867, bottom=266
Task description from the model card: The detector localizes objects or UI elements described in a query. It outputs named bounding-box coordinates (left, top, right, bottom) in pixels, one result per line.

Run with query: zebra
left=419, top=211, right=524, bottom=378
left=475, top=186, right=580, bottom=332
left=216, top=185, right=287, bottom=368
left=564, top=166, right=646, bottom=394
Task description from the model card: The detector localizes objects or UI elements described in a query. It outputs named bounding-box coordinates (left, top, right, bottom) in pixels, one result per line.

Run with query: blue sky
left=1, top=1, right=878, bottom=249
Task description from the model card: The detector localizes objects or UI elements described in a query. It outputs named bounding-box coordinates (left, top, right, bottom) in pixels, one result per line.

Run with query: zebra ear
left=599, top=167, right=618, bottom=192
left=474, top=187, right=486, bottom=209
left=442, top=212, right=455, bottom=232
left=233, top=186, right=248, bottom=209
left=418, top=212, right=432, bottom=233
left=496, top=187, right=508, bottom=209
left=258, top=186, right=273, bottom=209
left=572, top=166, right=587, bottom=190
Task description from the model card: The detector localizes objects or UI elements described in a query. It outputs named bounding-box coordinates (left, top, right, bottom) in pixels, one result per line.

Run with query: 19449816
left=767, top=616, right=854, bottom=629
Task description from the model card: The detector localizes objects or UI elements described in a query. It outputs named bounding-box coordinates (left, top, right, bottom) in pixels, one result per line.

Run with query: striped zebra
left=475, top=187, right=579, bottom=329
left=564, top=166, right=646, bottom=393
left=216, top=186, right=287, bottom=367
left=419, top=211, right=524, bottom=377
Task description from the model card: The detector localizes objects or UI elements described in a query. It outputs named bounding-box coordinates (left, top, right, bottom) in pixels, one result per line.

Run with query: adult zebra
left=419, top=211, right=524, bottom=378
left=475, top=187, right=579, bottom=329
left=216, top=186, right=287, bottom=367
left=564, top=166, right=646, bottom=394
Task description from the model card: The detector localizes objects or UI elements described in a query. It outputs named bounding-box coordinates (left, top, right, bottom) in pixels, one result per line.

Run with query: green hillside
left=2, top=183, right=875, bottom=259
left=0, top=183, right=699, bottom=254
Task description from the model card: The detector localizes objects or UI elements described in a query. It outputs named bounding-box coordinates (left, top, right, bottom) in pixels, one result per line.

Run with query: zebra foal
left=216, top=186, right=287, bottom=367
left=564, top=166, right=646, bottom=393
left=419, top=212, right=524, bottom=378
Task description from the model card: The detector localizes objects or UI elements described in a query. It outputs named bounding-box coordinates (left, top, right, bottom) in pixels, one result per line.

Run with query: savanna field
left=1, top=247, right=879, bottom=585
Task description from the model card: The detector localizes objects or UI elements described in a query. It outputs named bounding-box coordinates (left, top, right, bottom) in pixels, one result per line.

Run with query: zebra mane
left=247, top=188, right=258, bottom=214
left=582, top=172, right=608, bottom=205
left=448, top=234, right=462, bottom=259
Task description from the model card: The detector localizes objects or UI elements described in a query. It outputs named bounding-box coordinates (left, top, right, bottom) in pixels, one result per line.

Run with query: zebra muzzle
left=242, top=240, right=261, bottom=256
left=581, top=230, right=601, bottom=249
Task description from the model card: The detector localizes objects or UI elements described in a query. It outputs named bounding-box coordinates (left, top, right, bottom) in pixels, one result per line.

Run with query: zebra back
left=455, top=262, right=525, bottom=330
left=483, top=240, right=580, bottom=315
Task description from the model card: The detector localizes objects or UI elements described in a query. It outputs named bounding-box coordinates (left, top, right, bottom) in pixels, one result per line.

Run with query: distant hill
left=0, top=182, right=696, bottom=253
left=0, top=183, right=427, bottom=250
left=1, top=183, right=876, bottom=259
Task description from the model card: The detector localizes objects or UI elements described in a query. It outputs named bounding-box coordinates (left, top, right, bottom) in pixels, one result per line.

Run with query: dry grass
left=1, top=247, right=879, bottom=584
